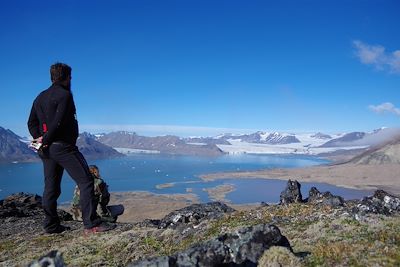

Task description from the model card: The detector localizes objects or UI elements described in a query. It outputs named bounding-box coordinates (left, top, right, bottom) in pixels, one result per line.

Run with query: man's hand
left=36, top=136, right=49, bottom=148
left=35, top=136, right=43, bottom=143
left=29, top=136, right=47, bottom=151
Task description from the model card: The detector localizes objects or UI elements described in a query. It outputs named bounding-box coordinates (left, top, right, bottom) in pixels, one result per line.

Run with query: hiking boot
left=84, top=222, right=116, bottom=235
left=45, top=225, right=70, bottom=234
left=101, top=215, right=117, bottom=223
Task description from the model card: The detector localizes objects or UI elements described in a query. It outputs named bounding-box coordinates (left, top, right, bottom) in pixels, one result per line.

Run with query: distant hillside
left=349, top=135, right=400, bottom=165
left=0, top=127, right=35, bottom=162
left=97, top=132, right=225, bottom=156
left=319, top=128, right=400, bottom=149
left=77, top=132, right=124, bottom=159
left=319, top=132, right=366, bottom=147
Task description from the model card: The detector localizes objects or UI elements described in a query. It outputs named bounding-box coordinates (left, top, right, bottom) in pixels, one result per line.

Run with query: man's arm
left=27, top=102, right=41, bottom=139
left=42, top=92, right=71, bottom=146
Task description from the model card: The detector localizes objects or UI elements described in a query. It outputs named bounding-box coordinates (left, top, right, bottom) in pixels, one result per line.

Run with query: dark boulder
left=58, top=209, right=73, bottom=221
left=0, top=192, right=73, bottom=221
left=307, top=187, right=344, bottom=207
left=28, top=250, right=65, bottom=267
left=157, top=202, right=235, bottom=229
left=353, top=190, right=400, bottom=216
left=280, top=180, right=303, bottom=204
left=130, top=224, right=292, bottom=267
left=0, top=192, right=42, bottom=218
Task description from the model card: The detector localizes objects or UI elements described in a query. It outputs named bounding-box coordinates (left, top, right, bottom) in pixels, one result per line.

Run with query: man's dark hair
left=50, top=63, right=72, bottom=83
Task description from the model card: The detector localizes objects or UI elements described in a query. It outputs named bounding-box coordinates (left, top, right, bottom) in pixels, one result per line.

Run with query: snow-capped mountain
left=217, top=131, right=346, bottom=155
left=214, top=128, right=400, bottom=156
left=262, top=132, right=300, bottom=145
left=216, top=131, right=300, bottom=145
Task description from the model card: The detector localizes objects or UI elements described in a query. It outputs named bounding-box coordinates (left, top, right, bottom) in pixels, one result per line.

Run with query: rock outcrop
left=279, top=179, right=303, bottom=204
left=353, top=190, right=400, bottom=216
left=130, top=224, right=291, bottom=267
left=307, top=187, right=344, bottom=207
left=0, top=192, right=43, bottom=218
left=0, top=192, right=72, bottom=221
left=150, top=202, right=235, bottom=229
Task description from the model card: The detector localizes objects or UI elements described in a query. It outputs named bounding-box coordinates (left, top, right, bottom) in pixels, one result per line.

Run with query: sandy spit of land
left=107, top=190, right=259, bottom=223
left=109, top=191, right=200, bottom=222
left=199, top=163, right=400, bottom=195
left=202, top=184, right=236, bottom=203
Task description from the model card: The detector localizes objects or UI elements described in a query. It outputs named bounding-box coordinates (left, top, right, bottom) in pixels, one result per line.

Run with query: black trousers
left=41, top=142, right=101, bottom=231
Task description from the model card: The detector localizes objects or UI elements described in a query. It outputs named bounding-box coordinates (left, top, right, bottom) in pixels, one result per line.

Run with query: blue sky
left=0, top=0, right=399, bottom=137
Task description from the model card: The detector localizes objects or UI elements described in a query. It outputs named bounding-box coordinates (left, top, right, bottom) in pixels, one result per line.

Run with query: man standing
left=28, top=62, right=114, bottom=234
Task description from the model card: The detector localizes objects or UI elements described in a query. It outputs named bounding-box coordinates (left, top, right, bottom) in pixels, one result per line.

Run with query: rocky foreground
left=1, top=181, right=400, bottom=266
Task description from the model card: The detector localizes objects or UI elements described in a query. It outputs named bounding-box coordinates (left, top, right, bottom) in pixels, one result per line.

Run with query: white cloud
left=353, top=40, right=400, bottom=74
left=369, top=102, right=400, bottom=116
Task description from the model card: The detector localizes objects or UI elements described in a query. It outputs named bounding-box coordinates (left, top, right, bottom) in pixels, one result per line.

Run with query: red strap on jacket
left=43, top=123, right=48, bottom=133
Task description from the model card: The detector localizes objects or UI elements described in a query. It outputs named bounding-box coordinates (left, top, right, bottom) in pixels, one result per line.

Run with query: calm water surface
left=0, top=154, right=372, bottom=204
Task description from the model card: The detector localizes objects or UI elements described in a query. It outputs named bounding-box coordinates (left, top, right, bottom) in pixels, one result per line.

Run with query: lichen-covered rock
left=130, top=224, right=291, bottom=267
left=353, top=190, right=400, bottom=216
left=280, top=180, right=303, bottom=204
left=157, top=202, right=235, bottom=229
left=307, top=187, right=344, bottom=207
left=28, top=250, right=65, bottom=267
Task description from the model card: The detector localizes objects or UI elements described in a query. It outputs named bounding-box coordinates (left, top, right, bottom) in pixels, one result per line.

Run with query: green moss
left=142, top=236, right=163, bottom=253
left=301, top=216, right=400, bottom=266
left=0, top=240, right=17, bottom=252
left=341, top=217, right=361, bottom=226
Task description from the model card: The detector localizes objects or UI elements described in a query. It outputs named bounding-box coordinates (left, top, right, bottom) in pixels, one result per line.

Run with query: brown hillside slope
left=348, top=135, right=400, bottom=165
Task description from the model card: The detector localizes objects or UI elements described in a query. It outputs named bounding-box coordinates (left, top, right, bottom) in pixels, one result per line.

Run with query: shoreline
left=199, top=163, right=400, bottom=195
left=60, top=189, right=260, bottom=223
left=109, top=191, right=199, bottom=222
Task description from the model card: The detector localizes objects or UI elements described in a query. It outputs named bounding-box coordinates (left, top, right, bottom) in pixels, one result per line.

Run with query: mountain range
left=0, top=127, right=123, bottom=162
left=1, top=126, right=400, bottom=163
left=97, top=131, right=224, bottom=156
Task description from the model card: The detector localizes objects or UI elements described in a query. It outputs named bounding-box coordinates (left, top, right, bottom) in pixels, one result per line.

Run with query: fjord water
left=0, top=154, right=371, bottom=204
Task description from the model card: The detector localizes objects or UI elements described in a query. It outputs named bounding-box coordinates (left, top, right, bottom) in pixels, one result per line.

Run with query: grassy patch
left=0, top=240, right=17, bottom=252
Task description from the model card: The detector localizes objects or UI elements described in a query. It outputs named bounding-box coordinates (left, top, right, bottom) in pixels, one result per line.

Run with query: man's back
left=28, top=83, right=79, bottom=145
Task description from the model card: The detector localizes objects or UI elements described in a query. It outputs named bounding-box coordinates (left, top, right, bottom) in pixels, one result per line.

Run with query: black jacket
left=27, top=83, right=79, bottom=146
